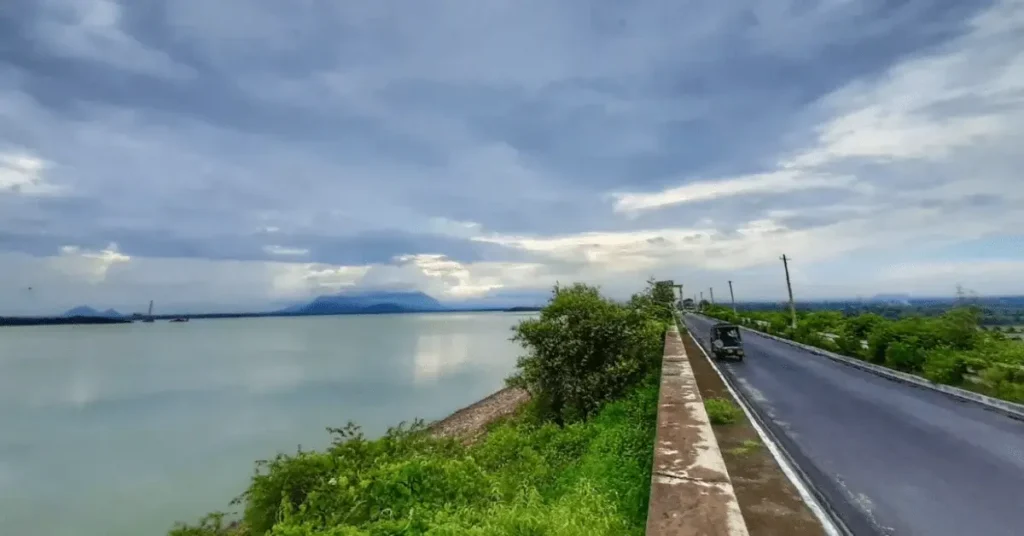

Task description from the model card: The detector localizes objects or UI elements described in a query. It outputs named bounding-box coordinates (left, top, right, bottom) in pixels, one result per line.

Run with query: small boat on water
left=170, top=317, right=189, bottom=323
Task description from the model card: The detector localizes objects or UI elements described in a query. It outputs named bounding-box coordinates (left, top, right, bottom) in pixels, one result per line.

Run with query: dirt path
left=681, top=330, right=826, bottom=536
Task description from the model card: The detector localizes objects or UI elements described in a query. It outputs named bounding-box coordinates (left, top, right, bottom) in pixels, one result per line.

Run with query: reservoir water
left=0, top=312, right=531, bottom=536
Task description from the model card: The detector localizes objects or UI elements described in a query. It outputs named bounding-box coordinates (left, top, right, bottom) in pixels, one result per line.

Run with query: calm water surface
left=0, top=312, right=531, bottom=536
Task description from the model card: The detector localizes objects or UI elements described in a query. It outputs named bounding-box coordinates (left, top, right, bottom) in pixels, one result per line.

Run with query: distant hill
left=63, top=306, right=123, bottom=318
left=280, top=291, right=446, bottom=316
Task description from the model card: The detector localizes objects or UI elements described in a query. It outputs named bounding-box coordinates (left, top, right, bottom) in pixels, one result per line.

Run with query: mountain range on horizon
left=277, top=290, right=448, bottom=315
left=63, top=306, right=124, bottom=318
left=49, top=290, right=1024, bottom=320
left=60, top=289, right=547, bottom=319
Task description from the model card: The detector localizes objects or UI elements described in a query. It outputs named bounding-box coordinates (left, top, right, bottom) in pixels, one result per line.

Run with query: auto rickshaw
left=710, top=322, right=744, bottom=361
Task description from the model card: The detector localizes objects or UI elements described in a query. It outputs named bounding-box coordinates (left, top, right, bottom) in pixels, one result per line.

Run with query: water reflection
left=414, top=332, right=471, bottom=384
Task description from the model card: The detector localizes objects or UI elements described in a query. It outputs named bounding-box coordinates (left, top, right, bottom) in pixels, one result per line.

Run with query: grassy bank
left=701, top=304, right=1024, bottom=403
left=170, top=281, right=675, bottom=536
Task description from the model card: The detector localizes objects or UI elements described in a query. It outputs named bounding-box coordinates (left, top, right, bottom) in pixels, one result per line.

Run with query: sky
left=1, top=0, right=1023, bottom=315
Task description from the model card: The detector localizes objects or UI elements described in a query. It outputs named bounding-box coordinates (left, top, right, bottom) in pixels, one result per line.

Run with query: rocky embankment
left=428, top=387, right=531, bottom=444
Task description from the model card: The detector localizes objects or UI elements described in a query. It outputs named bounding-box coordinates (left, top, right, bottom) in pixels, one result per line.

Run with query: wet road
left=684, top=314, right=1024, bottom=536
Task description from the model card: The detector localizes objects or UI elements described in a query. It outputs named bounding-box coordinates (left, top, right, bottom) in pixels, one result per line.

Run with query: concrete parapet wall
left=646, top=325, right=750, bottom=536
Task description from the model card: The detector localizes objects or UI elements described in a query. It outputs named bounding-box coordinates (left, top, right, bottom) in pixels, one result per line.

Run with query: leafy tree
left=508, top=283, right=664, bottom=424
left=628, top=278, right=676, bottom=324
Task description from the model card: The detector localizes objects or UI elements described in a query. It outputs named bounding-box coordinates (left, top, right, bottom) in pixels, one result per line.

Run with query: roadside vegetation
left=704, top=398, right=743, bottom=425
left=701, top=304, right=1024, bottom=403
left=170, top=280, right=675, bottom=536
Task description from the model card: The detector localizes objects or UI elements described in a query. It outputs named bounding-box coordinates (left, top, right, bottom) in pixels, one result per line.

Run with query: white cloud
left=49, top=243, right=131, bottom=284
left=611, top=170, right=863, bottom=213
left=262, top=245, right=310, bottom=257
left=603, top=0, right=1024, bottom=279
left=1, top=248, right=560, bottom=314
left=0, top=151, right=62, bottom=195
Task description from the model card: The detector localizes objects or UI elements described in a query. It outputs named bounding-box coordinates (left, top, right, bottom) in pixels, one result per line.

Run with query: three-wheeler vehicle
left=710, top=322, right=745, bottom=361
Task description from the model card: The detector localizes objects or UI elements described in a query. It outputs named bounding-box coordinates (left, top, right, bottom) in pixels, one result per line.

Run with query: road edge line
left=682, top=320, right=846, bottom=536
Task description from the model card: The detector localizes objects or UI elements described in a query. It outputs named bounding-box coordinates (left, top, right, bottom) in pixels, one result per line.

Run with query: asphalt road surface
left=684, top=314, right=1024, bottom=536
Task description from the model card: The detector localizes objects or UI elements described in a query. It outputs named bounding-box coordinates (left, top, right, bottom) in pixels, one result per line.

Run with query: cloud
left=50, top=242, right=130, bottom=283
left=262, top=245, right=310, bottom=257
left=611, top=170, right=863, bottom=213
left=31, top=0, right=194, bottom=79
left=1, top=0, right=1022, bottom=313
left=0, top=151, right=62, bottom=195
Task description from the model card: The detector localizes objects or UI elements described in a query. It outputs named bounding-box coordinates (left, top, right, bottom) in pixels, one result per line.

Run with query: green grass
left=726, top=440, right=762, bottom=457
left=170, top=375, right=661, bottom=536
left=704, top=398, right=742, bottom=425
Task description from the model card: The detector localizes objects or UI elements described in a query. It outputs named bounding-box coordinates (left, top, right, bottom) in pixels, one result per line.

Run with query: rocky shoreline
left=427, top=387, right=531, bottom=444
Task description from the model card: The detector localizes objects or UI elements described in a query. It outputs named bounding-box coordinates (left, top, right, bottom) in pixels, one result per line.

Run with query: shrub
left=866, top=326, right=895, bottom=364
left=979, top=364, right=1024, bottom=403
left=173, top=376, right=661, bottom=536
left=168, top=513, right=238, bottom=536
left=885, top=340, right=926, bottom=373
left=508, top=283, right=665, bottom=424
left=704, top=398, right=742, bottom=425
left=835, top=332, right=865, bottom=358
left=921, top=348, right=968, bottom=385
left=846, top=313, right=887, bottom=340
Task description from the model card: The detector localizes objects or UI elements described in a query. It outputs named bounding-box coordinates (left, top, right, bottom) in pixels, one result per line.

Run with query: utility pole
left=728, top=280, right=736, bottom=313
left=781, top=254, right=797, bottom=329
left=709, top=287, right=715, bottom=304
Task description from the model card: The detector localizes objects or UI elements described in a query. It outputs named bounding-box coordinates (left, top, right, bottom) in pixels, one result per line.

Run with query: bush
left=921, top=349, right=968, bottom=385
left=885, top=340, right=926, bottom=373
left=866, top=326, right=895, bottom=364
left=978, top=364, right=1024, bottom=403
left=508, top=282, right=666, bottom=424
left=173, top=378, right=662, bottom=536
left=704, top=398, right=742, bottom=425
left=835, top=332, right=865, bottom=358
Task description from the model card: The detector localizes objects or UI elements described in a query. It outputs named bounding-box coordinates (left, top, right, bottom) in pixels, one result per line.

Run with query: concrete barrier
left=694, top=314, right=1024, bottom=422
left=646, top=325, right=749, bottom=536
